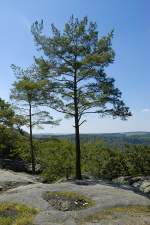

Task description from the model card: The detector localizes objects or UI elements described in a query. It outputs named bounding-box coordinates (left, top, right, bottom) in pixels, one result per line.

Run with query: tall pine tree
left=31, top=16, right=132, bottom=179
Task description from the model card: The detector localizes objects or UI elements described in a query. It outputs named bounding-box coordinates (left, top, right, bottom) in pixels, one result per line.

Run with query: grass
left=0, top=202, right=37, bottom=225
left=44, top=191, right=95, bottom=211
left=77, top=205, right=150, bottom=224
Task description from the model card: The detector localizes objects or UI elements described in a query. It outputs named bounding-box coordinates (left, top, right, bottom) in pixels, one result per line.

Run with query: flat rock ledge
left=0, top=169, right=40, bottom=191
left=0, top=170, right=149, bottom=224
left=0, top=181, right=149, bottom=225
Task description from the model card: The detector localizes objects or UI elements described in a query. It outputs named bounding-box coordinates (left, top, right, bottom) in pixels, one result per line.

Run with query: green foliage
left=38, top=139, right=75, bottom=182
left=10, top=135, right=38, bottom=162
left=0, top=126, right=36, bottom=163
left=0, top=98, right=14, bottom=127
left=35, top=138, right=150, bottom=182
left=0, top=98, right=37, bottom=162
left=31, top=15, right=131, bottom=179
left=11, top=64, right=59, bottom=129
left=122, top=145, right=150, bottom=176
left=0, top=111, right=149, bottom=181
left=0, top=128, right=23, bottom=157
left=82, top=141, right=125, bottom=179
left=10, top=64, right=60, bottom=173
left=31, top=15, right=131, bottom=121
left=0, top=98, right=26, bottom=157
left=82, top=142, right=150, bottom=179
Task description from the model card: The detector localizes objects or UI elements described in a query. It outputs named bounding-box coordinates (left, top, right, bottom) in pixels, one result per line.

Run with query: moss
left=44, top=191, right=95, bottom=211
left=0, top=202, right=37, bottom=225
left=77, top=205, right=150, bottom=224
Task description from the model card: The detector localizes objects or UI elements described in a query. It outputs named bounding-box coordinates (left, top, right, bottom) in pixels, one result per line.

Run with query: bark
left=29, top=103, right=36, bottom=174
left=75, top=119, right=82, bottom=179
left=74, top=69, right=82, bottom=180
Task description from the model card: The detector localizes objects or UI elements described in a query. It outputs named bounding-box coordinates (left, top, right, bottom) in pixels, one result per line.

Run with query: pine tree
left=31, top=16, right=132, bottom=179
left=11, top=64, right=60, bottom=174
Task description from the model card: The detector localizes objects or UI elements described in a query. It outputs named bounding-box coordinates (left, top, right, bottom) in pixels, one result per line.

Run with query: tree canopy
left=32, top=16, right=131, bottom=179
left=11, top=64, right=60, bottom=173
left=31, top=16, right=132, bottom=179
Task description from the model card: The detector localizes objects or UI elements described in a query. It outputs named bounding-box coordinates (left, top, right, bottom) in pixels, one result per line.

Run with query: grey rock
left=0, top=170, right=149, bottom=225
left=0, top=181, right=149, bottom=225
left=0, top=169, right=39, bottom=191
left=112, top=176, right=132, bottom=185
left=132, top=181, right=142, bottom=188
left=0, top=158, right=41, bottom=173
left=140, top=181, right=150, bottom=194
left=112, top=176, right=150, bottom=196
left=64, top=219, right=76, bottom=225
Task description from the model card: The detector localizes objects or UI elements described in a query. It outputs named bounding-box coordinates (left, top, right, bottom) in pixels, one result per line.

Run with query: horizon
left=33, top=131, right=150, bottom=135
left=0, top=0, right=150, bottom=133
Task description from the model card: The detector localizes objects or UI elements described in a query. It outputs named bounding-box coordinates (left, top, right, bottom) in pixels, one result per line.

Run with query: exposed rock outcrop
left=112, top=176, right=150, bottom=196
left=0, top=170, right=149, bottom=225
left=0, top=169, right=40, bottom=191
left=0, top=158, right=41, bottom=173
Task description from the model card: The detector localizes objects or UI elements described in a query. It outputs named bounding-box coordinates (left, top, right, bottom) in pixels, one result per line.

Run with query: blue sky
left=0, top=0, right=150, bottom=133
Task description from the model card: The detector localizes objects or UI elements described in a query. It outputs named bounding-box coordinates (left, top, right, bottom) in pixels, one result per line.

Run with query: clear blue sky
left=0, top=0, right=149, bottom=133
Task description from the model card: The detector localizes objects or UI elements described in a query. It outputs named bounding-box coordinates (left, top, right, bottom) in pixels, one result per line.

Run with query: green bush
left=38, top=139, right=75, bottom=182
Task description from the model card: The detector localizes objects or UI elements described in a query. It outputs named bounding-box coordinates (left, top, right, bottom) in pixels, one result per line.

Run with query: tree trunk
left=29, top=103, right=36, bottom=174
left=74, top=117, right=82, bottom=179
left=74, top=69, right=82, bottom=180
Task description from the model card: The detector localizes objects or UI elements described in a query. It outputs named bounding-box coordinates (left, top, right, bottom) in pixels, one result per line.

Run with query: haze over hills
left=33, top=131, right=150, bottom=146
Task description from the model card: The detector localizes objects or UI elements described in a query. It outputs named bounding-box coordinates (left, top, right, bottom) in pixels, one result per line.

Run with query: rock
left=112, top=176, right=150, bottom=196
left=0, top=178, right=149, bottom=225
left=132, top=181, right=141, bottom=188
left=65, top=219, right=76, bottom=225
left=143, top=186, right=150, bottom=194
left=0, top=169, right=39, bottom=191
left=60, top=201, right=70, bottom=211
left=0, top=158, right=41, bottom=173
left=139, top=181, right=150, bottom=194
left=0, top=170, right=149, bottom=225
left=112, top=176, right=132, bottom=185
left=130, top=176, right=143, bottom=183
left=0, top=158, right=28, bottom=172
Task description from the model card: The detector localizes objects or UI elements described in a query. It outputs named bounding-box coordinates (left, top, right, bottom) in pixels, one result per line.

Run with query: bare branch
left=79, top=120, right=87, bottom=126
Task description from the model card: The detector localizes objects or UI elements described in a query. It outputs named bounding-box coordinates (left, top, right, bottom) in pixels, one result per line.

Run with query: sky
left=0, top=0, right=150, bottom=134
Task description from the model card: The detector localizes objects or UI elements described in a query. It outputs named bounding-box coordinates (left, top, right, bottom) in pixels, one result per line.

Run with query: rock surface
left=0, top=169, right=39, bottom=191
left=0, top=170, right=149, bottom=224
left=0, top=181, right=149, bottom=224
left=112, top=176, right=150, bottom=196
left=0, top=158, right=41, bottom=173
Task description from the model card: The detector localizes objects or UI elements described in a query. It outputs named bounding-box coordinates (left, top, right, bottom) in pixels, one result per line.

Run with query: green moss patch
left=0, top=202, right=37, bottom=225
left=43, top=191, right=95, bottom=211
left=78, top=205, right=150, bottom=224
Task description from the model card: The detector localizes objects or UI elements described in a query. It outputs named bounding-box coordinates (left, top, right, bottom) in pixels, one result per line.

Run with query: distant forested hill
left=34, top=132, right=150, bottom=147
